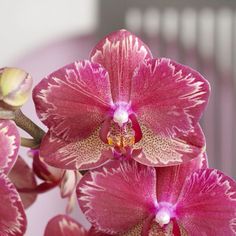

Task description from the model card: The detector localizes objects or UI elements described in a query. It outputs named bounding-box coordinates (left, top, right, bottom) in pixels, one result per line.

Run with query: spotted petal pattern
left=0, top=172, right=27, bottom=236
left=0, top=120, right=20, bottom=174
left=44, top=215, right=87, bottom=236
left=131, top=58, right=210, bottom=135
left=91, top=29, right=152, bottom=102
left=33, top=60, right=113, bottom=141
left=40, top=131, right=111, bottom=170
left=88, top=227, right=112, bottom=236
left=133, top=123, right=205, bottom=166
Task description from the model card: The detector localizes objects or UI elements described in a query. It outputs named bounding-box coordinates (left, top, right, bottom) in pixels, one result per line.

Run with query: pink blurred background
left=1, top=0, right=236, bottom=235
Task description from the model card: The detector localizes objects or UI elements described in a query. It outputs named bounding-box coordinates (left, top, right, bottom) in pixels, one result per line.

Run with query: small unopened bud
left=0, top=67, right=33, bottom=108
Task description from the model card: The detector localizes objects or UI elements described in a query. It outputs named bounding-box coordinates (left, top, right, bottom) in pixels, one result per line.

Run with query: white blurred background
left=0, top=0, right=97, bottom=65
left=1, top=0, right=236, bottom=235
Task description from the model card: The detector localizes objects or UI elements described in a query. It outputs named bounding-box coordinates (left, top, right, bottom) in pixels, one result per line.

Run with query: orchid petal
left=40, top=131, right=111, bottom=170
left=31, top=149, right=63, bottom=182
left=120, top=221, right=145, bottom=236
left=85, top=221, right=149, bottom=236
left=33, top=60, right=112, bottom=141
left=60, top=170, right=77, bottom=198
left=88, top=227, right=111, bottom=235
left=0, top=120, right=20, bottom=174
left=8, top=156, right=37, bottom=209
left=175, top=169, right=236, bottom=236
left=155, top=152, right=207, bottom=205
left=77, top=160, right=156, bottom=235
left=133, top=123, right=205, bottom=166
left=90, top=29, right=152, bottom=102
left=44, top=214, right=87, bottom=236
left=89, top=222, right=146, bottom=235
left=131, top=58, right=210, bottom=135
left=23, top=181, right=58, bottom=194
left=147, top=221, right=188, bottom=236
left=0, top=172, right=27, bottom=236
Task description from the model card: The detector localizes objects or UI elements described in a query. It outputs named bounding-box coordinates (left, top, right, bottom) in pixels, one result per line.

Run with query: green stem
left=20, top=137, right=40, bottom=148
left=14, top=110, right=45, bottom=143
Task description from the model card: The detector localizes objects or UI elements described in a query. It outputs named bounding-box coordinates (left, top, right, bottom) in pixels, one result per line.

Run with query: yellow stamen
left=107, top=121, right=135, bottom=148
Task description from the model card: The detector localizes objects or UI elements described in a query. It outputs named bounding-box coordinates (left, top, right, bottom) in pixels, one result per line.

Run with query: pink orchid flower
left=44, top=214, right=110, bottom=236
left=44, top=215, right=88, bottom=236
left=33, top=29, right=210, bottom=170
left=77, top=156, right=236, bottom=235
left=9, top=155, right=37, bottom=209
left=0, top=120, right=27, bottom=235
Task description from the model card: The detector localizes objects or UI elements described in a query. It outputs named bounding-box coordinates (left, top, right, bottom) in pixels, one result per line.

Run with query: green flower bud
left=0, top=67, right=33, bottom=108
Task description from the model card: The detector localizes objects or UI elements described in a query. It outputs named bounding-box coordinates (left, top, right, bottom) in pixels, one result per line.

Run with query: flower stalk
left=14, top=109, right=45, bottom=144
left=20, top=137, right=40, bottom=148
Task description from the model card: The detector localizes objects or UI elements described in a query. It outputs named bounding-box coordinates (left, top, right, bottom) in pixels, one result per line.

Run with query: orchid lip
left=106, top=105, right=139, bottom=150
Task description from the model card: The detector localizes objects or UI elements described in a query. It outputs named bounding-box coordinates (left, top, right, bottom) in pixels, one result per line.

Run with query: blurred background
left=1, top=0, right=236, bottom=235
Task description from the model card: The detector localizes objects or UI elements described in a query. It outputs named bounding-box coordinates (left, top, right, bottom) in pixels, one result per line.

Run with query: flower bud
left=0, top=67, right=33, bottom=108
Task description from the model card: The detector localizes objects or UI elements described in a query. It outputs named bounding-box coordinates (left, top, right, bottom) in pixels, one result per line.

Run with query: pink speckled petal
left=121, top=221, right=147, bottom=236
left=146, top=221, right=177, bottom=236
left=33, top=60, right=113, bottom=141
left=155, top=152, right=207, bottom=205
left=44, top=215, right=87, bottom=236
left=0, top=172, right=27, bottom=236
left=133, top=123, right=205, bottom=166
left=8, top=156, right=37, bottom=209
left=40, top=132, right=111, bottom=170
left=90, top=29, right=152, bottom=102
left=77, top=160, right=157, bottom=235
left=175, top=169, right=236, bottom=236
left=0, top=120, right=20, bottom=174
left=131, top=58, right=210, bottom=135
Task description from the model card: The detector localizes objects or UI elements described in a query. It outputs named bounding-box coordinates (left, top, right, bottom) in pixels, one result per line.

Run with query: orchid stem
left=14, top=109, right=45, bottom=143
left=20, top=137, right=40, bottom=148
